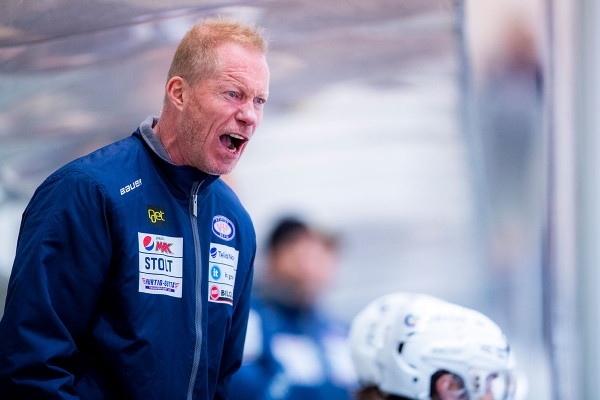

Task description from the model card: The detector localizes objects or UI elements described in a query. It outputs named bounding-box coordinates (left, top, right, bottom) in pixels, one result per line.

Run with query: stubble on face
left=179, top=98, right=217, bottom=173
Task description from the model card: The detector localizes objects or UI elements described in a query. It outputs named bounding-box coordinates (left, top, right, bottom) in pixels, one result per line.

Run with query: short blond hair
left=166, top=16, right=268, bottom=87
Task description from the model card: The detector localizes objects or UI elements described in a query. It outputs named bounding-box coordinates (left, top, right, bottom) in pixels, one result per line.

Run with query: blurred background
left=0, top=0, right=596, bottom=398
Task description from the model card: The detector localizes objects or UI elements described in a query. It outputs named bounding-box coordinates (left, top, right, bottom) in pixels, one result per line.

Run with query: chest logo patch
left=208, top=243, right=239, bottom=305
left=212, top=215, right=235, bottom=241
left=138, top=233, right=183, bottom=298
left=147, top=205, right=167, bottom=227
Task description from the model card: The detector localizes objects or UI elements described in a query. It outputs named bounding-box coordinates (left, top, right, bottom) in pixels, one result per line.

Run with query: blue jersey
left=229, top=296, right=357, bottom=400
left=0, top=117, right=256, bottom=399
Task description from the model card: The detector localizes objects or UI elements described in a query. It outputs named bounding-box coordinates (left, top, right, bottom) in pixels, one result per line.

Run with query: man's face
left=269, top=235, right=338, bottom=307
left=179, top=42, right=269, bottom=174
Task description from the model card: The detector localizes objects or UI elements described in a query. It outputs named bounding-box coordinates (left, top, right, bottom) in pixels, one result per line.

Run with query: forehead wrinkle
left=218, top=59, right=269, bottom=96
left=223, top=73, right=268, bottom=98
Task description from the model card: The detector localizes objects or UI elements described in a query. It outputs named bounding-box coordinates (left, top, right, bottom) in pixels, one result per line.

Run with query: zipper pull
left=193, top=193, right=198, bottom=217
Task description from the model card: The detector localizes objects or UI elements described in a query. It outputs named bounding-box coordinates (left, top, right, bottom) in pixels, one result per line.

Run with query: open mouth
left=219, top=134, right=246, bottom=154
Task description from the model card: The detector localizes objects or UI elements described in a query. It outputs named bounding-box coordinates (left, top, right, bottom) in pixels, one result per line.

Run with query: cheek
left=181, top=105, right=199, bottom=129
left=182, top=105, right=214, bottom=143
left=313, top=263, right=335, bottom=285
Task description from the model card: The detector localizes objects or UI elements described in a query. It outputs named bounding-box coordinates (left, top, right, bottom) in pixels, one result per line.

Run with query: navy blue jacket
left=0, top=118, right=256, bottom=399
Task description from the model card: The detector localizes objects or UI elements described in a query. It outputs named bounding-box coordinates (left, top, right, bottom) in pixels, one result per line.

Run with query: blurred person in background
left=0, top=17, right=269, bottom=399
left=229, top=217, right=357, bottom=400
left=349, top=292, right=526, bottom=400
left=476, top=17, right=543, bottom=342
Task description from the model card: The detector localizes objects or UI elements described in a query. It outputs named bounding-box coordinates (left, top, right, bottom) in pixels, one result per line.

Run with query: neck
left=154, top=112, right=184, bottom=166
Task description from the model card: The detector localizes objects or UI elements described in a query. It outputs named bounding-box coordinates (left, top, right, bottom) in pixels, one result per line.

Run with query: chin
left=217, top=162, right=238, bottom=175
left=194, top=157, right=238, bottom=175
left=201, top=167, right=229, bottom=175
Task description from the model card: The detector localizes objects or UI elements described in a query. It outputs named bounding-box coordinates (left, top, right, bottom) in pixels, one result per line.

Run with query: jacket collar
left=135, top=116, right=219, bottom=197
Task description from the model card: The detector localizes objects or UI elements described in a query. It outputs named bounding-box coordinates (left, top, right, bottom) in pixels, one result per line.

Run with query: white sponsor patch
left=138, top=232, right=183, bottom=298
left=207, top=243, right=238, bottom=305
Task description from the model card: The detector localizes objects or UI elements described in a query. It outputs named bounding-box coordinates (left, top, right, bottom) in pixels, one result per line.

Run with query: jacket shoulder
left=48, top=135, right=146, bottom=200
left=60, top=135, right=142, bottom=174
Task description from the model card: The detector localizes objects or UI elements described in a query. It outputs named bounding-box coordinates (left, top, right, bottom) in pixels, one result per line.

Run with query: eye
left=255, top=97, right=266, bottom=105
left=227, top=91, right=237, bottom=98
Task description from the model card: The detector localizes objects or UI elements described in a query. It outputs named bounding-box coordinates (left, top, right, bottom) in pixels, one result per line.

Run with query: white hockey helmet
left=349, top=292, right=518, bottom=400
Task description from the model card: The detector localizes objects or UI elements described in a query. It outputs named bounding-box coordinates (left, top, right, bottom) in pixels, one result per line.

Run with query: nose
left=236, top=102, right=259, bottom=127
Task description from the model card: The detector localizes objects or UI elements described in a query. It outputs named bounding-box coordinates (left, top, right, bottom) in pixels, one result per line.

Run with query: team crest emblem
left=212, top=215, right=235, bottom=241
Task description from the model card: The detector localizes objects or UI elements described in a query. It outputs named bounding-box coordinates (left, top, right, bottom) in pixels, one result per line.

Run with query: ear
left=165, top=76, right=187, bottom=111
left=435, top=373, right=454, bottom=400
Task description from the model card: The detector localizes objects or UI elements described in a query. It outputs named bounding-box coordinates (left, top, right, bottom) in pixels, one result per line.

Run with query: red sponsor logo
left=155, top=242, right=173, bottom=254
left=210, top=285, right=220, bottom=301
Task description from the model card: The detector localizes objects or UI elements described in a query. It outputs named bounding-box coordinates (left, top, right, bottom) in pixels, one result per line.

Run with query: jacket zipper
left=187, top=181, right=202, bottom=400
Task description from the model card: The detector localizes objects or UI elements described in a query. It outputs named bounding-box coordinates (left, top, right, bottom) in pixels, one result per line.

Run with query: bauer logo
left=212, top=215, right=235, bottom=241
left=120, top=178, right=142, bottom=195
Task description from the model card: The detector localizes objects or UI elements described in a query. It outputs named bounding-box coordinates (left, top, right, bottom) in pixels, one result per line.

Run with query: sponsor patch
left=210, top=285, right=220, bottom=301
left=207, top=243, right=238, bottom=305
left=212, top=215, right=235, bottom=241
left=138, top=233, right=183, bottom=298
left=147, top=205, right=167, bottom=227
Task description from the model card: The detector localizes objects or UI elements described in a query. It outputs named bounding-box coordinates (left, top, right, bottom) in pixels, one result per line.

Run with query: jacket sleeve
left=0, top=171, right=113, bottom=399
left=213, top=250, right=255, bottom=400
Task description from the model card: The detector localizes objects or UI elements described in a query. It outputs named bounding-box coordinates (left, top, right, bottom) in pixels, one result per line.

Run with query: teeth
left=229, top=134, right=244, bottom=140
left=227, top=147, right=236, bottom=153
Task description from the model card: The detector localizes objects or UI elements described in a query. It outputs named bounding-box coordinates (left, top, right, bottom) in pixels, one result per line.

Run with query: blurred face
left=435, top=373, right=469, bottom=400
left=268, top=234, right=338, bottom=307
left=179, top=42, right=269, bottom=174
left=436, top=373, right=502, bottom=400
